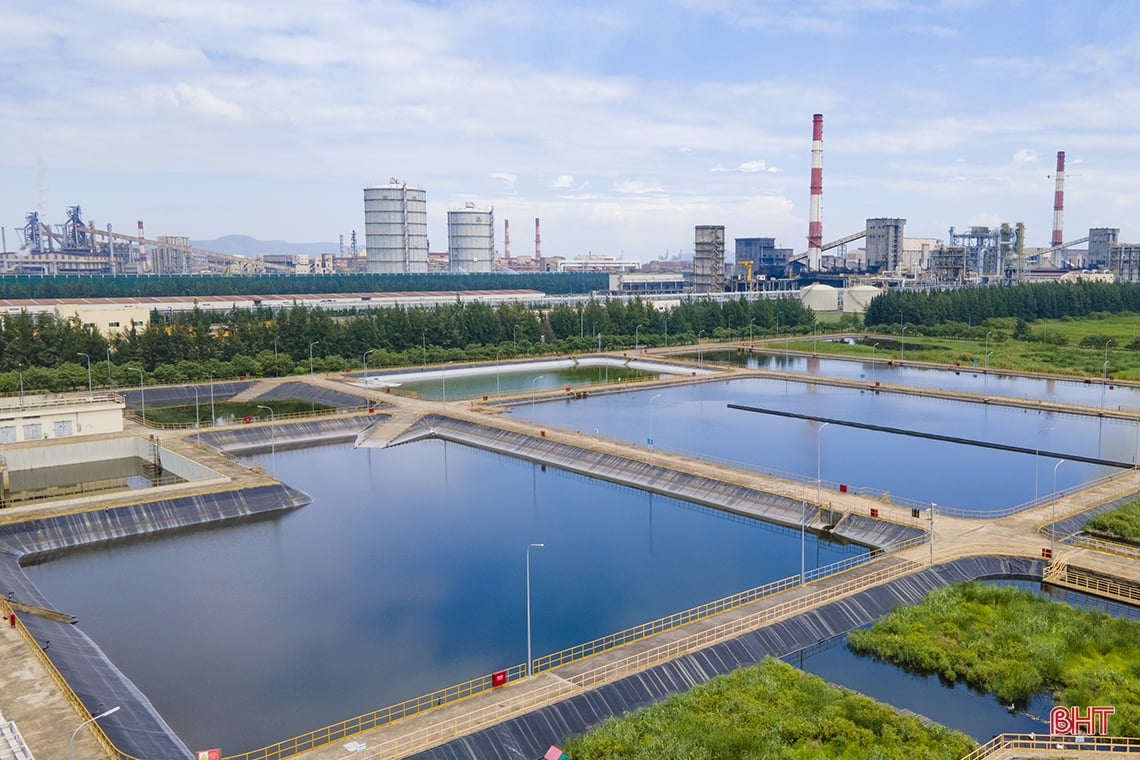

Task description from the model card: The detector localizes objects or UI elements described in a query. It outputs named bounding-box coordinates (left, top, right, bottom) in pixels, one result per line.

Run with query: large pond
left=699, top=349, right=1140, bottom=414
left=27, top=441, right=863, bottom=754
left=526, top=377, right=1134, bottom=511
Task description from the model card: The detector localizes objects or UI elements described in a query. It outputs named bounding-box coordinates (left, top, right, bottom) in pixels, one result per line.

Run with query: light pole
left=634, top=324, right=643, bottom=351
left=209, top=372, right=215, bottom=424
left=1051, top=459, right=1066, bottom=555
left=800, top=488, right=808, bottom=585
left=308, top=340, right=320, bottom=378
left=363, top=348, right=375, bottom=406
left=77, top=352, right=92, bottom=392
left=106, top=347, right=113, bottom=388
left=648, top=393, right=662, bottom=464
left=749, top=318, right=755, bottom=344
left=900, top=325, right=908, bottom=363
left=985, top=331, right=991, bottom=364
left=70, top=705, right=120, bottom=760
left=697, top=330, right=705, bottom=368
left=531, top=375, right=544, bottom=424
left=1034, top=427, right=1053, bottom=508
left=257, top=404, right=276, bottom=474
left=871, top=343, right=879, bottom=383
left=816, top=422, right=830, bottom=510
left=186, top=384, right=200, bottom=444
left=664, top=314, right=668, bottom=348
left=525, top=542, right=544, bottom=677
left=131, top=367, right=145, bottom=424
left=422, top=329, right=428, bottom=366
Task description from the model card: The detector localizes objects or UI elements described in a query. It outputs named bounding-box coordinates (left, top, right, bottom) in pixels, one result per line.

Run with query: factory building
left=1108, top=242, right=1140, bottom=282
left=363, top=180, right=429, bottom=274
left=447, top=203, right=495, bottom=274
left=1088, top=228, right=1119, bottom=269
left=735, top=238, right=793, bottom=277
left=692, top=225, right=725, bottom=293
left=864, top=219, right=906, bottom=272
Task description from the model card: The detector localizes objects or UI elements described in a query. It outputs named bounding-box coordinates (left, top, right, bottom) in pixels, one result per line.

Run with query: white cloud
left=738, top=160, right=767, bottom=173
left=613, top=180, right=666, bottom=194
left=489, top=172, right=518, bottom=185
left=1012, top=149, right=1039, bottom=165
left=552, top=175, right=575, bottom=189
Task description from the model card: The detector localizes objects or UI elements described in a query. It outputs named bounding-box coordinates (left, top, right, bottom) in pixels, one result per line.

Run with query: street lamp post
left=257, top=404, right=275, bottom=474
left=810, top=422, right=831, bottom=582
left=209, top=373, right=215, bottom=424
left=900, top=325, right=908, bottom=363
left=70, top=705, right=120, bottom=760
left=308, top=340, right=320, bottom=378
left=871, top=343, right=879, bottom=383
left=697, top=330, right=705, bottom=368
left=530, top=375, right=544, bottom=424
left=748, top=318, right=755, bottom=344
left=106, top=347, right=113, bottom=388
left=187, top=384, right=200, bottom=444
left=1051, top=459, right=1066, bottom=555
left=648, top=393, right=662, bottom=464
left=77, top=352, right=92, bottom=392
left=131, top=367, right=145, bottom=424
left=634, top=324, right=643, bottom=351
left=422, top=329, right=428, bottom=366
left=525, top=542, right=544, bottom=677
left=363, top=348, right=375, bottom=407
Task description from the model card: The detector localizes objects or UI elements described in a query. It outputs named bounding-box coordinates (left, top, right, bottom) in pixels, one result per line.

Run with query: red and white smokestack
left=1051, top=151, right=1065, bottom=247
left=137, top=220, right=146, bottom=264
left=535, top=217, right=541, bottom=261
left=504, top=219, right=511, bottom=260
left=807, top=114, right=824, bottom=271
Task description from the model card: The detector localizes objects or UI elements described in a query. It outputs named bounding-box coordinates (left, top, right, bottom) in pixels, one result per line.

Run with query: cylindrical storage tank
left=364, top=181, right=429, bottom=274
left=447, top=203, right=494, bottom=273
left=800, top=283, right=839, bottom=312
left=844, top=285, right=884, bottom=313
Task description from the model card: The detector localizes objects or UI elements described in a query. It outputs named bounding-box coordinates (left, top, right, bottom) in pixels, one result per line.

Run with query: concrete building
left=363, top=180, right=429, bottom=274
left=735, top=238, right=793, bottom=278
left=1088, top=228, right=1119, bottom=269
left=0, top=393, right=123, bottom=443
left=447, top=204, right=495, bottom=274
left=693, top=226, right=725, bottom=293
left=1108, top=242, right=1140, bottom=282
left=865, top=219, right=906, bottom=272
left=608, top=272, right=686, bottom=294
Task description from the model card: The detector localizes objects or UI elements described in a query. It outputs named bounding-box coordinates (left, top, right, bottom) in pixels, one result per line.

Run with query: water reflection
left=27, top=441, right=863, bottom=753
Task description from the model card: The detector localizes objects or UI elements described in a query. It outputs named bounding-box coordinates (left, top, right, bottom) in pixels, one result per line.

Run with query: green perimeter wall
left=0, top=272, right=608, bottom=299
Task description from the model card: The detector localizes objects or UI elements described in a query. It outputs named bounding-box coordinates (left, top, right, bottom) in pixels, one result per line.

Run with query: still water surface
left=28, top=441, right=862, bottom=754
left=527, top=377, right=1134, bottom=510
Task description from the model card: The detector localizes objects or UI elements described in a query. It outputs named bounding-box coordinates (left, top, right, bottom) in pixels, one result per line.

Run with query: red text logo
left=1050, top=706, right=1114, bottom=736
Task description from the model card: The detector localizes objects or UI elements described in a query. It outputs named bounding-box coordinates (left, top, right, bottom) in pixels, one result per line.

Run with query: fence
left=961, top=732, right=1140, bottom=759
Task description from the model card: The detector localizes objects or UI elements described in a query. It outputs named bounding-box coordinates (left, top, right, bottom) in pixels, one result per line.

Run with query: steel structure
left=447, top=203, right=495, bottom=273
left=363, top=179, right=429, bottom=274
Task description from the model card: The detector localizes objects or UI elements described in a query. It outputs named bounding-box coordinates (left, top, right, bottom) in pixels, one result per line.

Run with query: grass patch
left=1084, top=499, right=1140, bottom=546
left=562, top=657, right=974, bottom=760
left=847, top=582, right=1140, bottom=735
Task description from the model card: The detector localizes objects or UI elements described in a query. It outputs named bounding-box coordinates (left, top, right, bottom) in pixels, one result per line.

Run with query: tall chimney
left=535, top=217, right=541, bottom=261
left=504, top=218, right=511, bottom=260
left=107, top=223, right=114, bottom=272
left=1051, top=151, right=1065, bottom=248
left=137, top=220, right=146, bottom=265
left=807, top=113, right=824, bottom=271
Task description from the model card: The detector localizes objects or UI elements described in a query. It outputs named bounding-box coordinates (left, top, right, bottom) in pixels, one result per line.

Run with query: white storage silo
left=800, top=283, right=839, bottom=312
left=363, top=180, right=429, bottom=274
left=447, top=203, right=494, bottom=273
left=844, top=285, right=884, bottom=313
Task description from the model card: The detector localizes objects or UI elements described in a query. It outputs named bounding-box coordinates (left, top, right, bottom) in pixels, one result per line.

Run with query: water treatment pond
left=27, top=441, right=864, bottom=755
left=527, top=377, right=1134, bottom=511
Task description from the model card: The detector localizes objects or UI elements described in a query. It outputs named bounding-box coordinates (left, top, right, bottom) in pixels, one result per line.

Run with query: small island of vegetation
left=562, top=657, right=974, bottom=760
left=847, top=582, right=1140, bottom=736
left=1084, top=499, right=1140, bottom=546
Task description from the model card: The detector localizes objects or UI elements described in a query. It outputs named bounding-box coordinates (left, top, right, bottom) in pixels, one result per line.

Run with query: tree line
left=0, top=295, right=816, bottom=393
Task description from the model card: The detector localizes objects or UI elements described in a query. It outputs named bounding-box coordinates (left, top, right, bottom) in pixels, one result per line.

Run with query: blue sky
left=2, top=0, right=1138, bottom=261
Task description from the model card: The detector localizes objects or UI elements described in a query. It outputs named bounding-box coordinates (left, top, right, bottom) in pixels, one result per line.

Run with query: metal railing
left=341, top=557, right=928, bottom=760
left=1043, top=564, right=1140, bottom=605
left=961, top=732, right=1140, bottom=759
left=229, top=536, right=929, bottom=760
left=227, top=664, right=526, bottom=760
left=0, top=596, right=142, bottom=760
left=1066, top=534, right=1140, bottom=560
left=125, top=404, right=370, bottom=430
left=1, top=473, right=184, bottom=508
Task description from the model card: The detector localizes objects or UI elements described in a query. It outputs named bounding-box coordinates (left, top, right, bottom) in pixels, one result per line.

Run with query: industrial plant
left=2, top=116, right=1137, bottom=291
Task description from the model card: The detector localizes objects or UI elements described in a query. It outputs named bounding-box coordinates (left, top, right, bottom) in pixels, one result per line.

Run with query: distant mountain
left=190, top=235, right=339, bottom=256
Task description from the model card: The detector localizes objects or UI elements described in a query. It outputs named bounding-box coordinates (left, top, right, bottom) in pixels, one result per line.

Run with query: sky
left=2, top=0, right=1139, bottom=261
